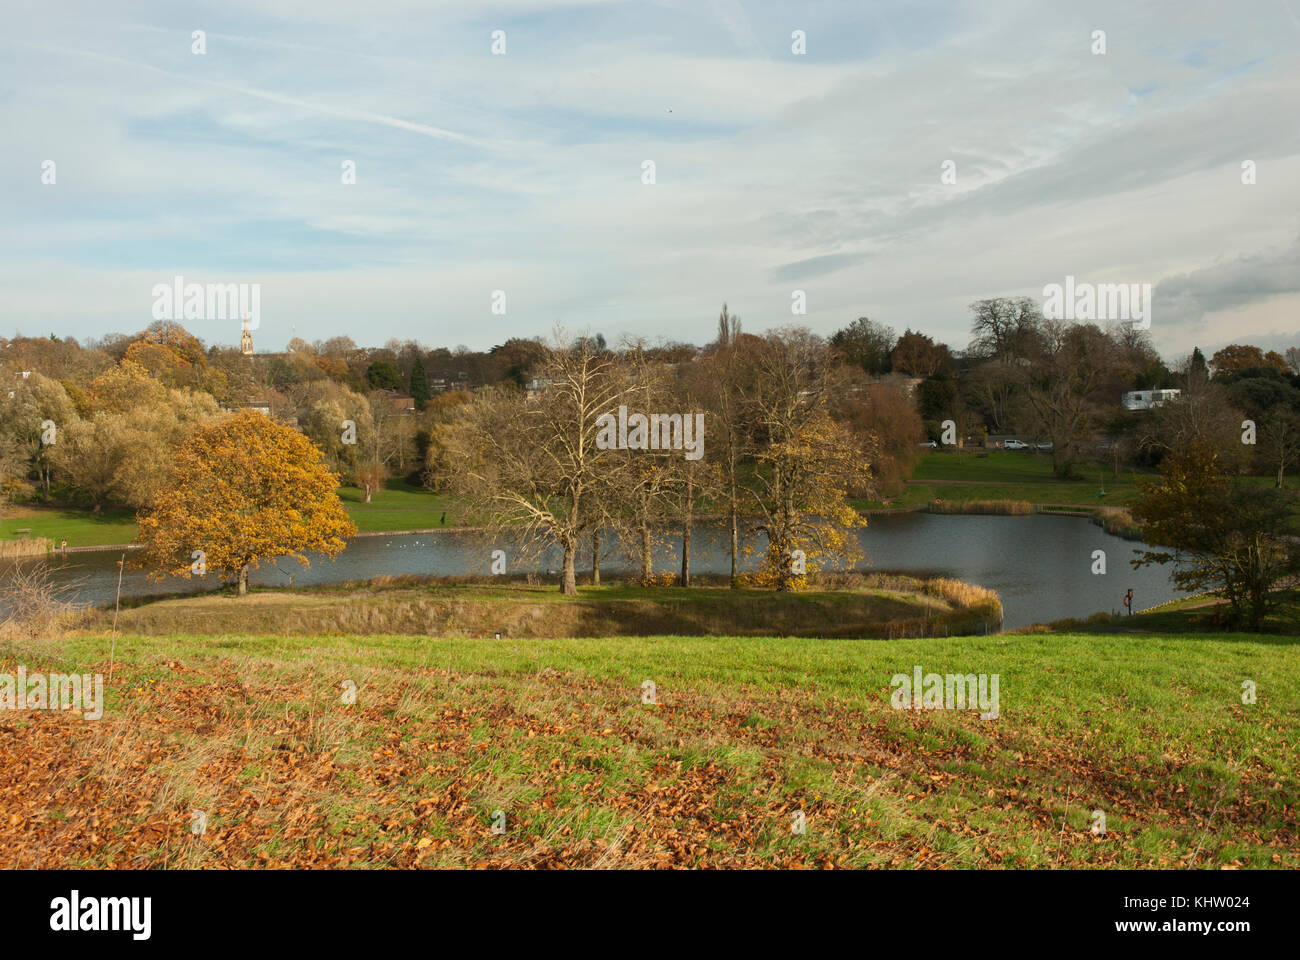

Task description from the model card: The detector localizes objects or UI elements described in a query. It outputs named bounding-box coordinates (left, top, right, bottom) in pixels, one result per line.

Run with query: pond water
left=5, top=513, right=1180, bottom=631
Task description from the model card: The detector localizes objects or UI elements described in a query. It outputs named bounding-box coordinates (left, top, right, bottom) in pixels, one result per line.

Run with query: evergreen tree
left=410, top=359, right=430, bottom=410
left=1189, top=346, right=1208, bottom=382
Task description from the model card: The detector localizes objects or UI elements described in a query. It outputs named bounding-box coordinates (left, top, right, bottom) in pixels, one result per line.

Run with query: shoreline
left=2, top=499, right=1145, bottom=555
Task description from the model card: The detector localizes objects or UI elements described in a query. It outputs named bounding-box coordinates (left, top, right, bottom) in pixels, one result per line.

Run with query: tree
left=297, top=382, right=373, bottom=477
left=366, top=360, right=403, bottom=391
left=1020, top=321, right=1122, bottom=477
left=830, top=317, right=895, bottom=375
left=356, top=461, right=386, bottom=504
left=1210, top=344, right=1290, bottom=380
left=1284, top=346, right=1300, bottom=377
left=607, top=347, right=678, bottom=581
left=968, top=297, right=1043, bottom=360
left=890, top=329, right=950, bottom=378
left=135, top=411, right=355, bottom=596
left=0, top=434, right=30, bottom=508
left=1131, top=440, right=1299, bottom=629
left=435, top=337, right=635, bottom=595
left=410, top=359, right=430, bottom=411
left=1141, top=364, right=1250, bottom=474
left=691, top=330, right=756, bottom=586
left=833, top=377, right=923, bottom=497
left=0, top=373, right=77, bottom=495
left=87, top=360, right=167, bottom=415
left=1260, top=409, right=1300, bottom=488
left=741, top=329, right=875, bottom=591
left=715, top=303, right=742, bottom=349
left=51, top=414, right=132, bottom=511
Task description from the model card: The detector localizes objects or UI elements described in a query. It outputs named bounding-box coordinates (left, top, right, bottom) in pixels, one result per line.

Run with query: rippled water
left=8, top=513, right=1179, bottom=631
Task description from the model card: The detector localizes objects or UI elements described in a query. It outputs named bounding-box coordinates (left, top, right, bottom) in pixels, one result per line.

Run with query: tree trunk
left=729, top=501, right=739, bottom=588
left=590, top=529, right=600, bottom=585
left=679, top=469, right=693, bottom=588
left=561, top=539, right=577, bottom=595
left=363, top=483, right=373, bottom=504
left=639, top=525, right=652, bottom=581
left=237, top=564, right=249, bottom=596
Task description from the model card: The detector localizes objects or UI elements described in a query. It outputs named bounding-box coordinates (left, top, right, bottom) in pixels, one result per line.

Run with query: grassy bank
left=0, top=479, right=459, bottom=548
left=1036, top=588, right=1300, bottom=637
left=856, top=451, right=1147, bottom=511
left=72, top=576, right=1004, bottom=640
left=2, top=625, right=1293, bottom=869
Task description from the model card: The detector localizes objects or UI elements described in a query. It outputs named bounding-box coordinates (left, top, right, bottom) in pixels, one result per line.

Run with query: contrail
left=17, top=40, right=487, bottom=148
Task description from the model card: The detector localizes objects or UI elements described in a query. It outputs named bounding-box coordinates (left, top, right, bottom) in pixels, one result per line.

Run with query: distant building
left=526, top=377, right=553, bottom=401
left=240, top=317, right=254, bottom=356
left=1122, top=388, right=1180, bottom=411
left=390, top=394, right=416, bottom=414
left=231, top=399, right=272, bottom=416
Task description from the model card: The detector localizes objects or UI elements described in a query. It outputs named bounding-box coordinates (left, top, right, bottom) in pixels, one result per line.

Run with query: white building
left=1122, top=388, right=1180, bottom=411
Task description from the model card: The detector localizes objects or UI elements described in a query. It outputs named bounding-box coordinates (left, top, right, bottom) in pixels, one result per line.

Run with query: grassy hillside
left=2, top=627, right=1294, bottom=869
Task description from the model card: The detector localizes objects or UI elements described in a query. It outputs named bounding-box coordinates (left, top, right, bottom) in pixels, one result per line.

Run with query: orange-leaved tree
left=135, top=411, right=356, bottom=595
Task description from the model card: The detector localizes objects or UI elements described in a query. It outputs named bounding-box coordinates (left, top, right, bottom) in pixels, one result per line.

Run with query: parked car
left=918, top=440, right=937, bottom=448
left=1036, top=442, right=1054, bottom=451
left=1003, top=439, right=1029, bottom=450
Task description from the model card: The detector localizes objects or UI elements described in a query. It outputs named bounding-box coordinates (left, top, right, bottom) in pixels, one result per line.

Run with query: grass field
left=337, top=478, right=459, bottom=532
left=856, top=451, right=1147, bottom=511
left=0, top=504, right=137, bottom=547
left=0, top=479, right=459, bottom=547
left=2, top=624, right=1294, bottom=869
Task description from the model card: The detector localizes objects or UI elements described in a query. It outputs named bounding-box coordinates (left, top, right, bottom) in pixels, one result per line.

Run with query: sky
left=2, top=0, right=1299, bottom=361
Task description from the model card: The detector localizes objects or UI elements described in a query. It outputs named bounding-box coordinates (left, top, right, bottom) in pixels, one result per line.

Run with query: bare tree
left=436, top=335, right=634, bottom=595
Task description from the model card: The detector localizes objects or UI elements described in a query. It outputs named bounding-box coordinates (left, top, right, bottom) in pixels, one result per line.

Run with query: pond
left=5, top=513, right=1180, bottom=631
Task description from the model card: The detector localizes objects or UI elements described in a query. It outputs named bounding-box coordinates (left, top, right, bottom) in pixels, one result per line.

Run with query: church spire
left=240, top=315, right=253, bottom=356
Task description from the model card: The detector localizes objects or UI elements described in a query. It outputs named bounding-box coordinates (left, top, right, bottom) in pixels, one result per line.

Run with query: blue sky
left=3, top=0, right=1299, bottom=359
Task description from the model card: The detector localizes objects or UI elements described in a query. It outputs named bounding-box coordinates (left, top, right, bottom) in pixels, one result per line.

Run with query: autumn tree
left=0, top=373, right=77, bottom=495
left=832, top=377, right=923, bottom=497
left=1131, top=439, right=1299, bottom=629
left=741, top=329, right=876, bottom=591
left=889, top=329, right=951, bottom=378
left=1210, top=344, right=1290, bottom=380
left=87, top=360, right=168, bottom=415
left=135, top=411, right=355, bottom=596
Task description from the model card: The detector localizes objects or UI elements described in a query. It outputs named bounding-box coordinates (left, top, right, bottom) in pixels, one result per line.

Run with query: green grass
left=1, top=479, right=459, bottom=547
left=336, top=478, right=459, bottom=532
left=0, top=504, right=137, bottom=547
left=8, top=625, right=1296, bottom=869
left=858, top=451, right=1148, bottom=510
